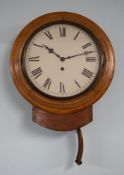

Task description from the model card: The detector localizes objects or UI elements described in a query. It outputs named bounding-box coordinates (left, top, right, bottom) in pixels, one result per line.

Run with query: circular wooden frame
left=10, top=12, right=115, bottom=115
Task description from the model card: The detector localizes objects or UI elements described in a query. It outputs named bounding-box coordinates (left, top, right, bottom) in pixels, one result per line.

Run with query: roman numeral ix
left=81, top=68, right=93, bottom=78
left=32, top=67, right=42, bottom=79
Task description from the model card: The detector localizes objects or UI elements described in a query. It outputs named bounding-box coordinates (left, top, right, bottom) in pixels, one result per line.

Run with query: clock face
left=23, top=22, right=101, bottom=98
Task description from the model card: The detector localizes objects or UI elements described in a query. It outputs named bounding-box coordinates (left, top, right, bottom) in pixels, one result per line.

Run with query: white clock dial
left=23, top=23, right=100, bottom=98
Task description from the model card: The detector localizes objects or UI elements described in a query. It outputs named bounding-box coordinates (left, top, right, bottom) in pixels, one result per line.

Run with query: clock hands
left=42, top=44, right=67, bottom=62
left=42, top=44, right=63, bottom=60
left=65, top=51, right=94, bottom=60
left=33, top=43, right=43, bottom=48
left=33, top=43, right=94, bottom=61
left=33, top=43, right=65, bottom=61
left=56, top=50, right=94, bottom=61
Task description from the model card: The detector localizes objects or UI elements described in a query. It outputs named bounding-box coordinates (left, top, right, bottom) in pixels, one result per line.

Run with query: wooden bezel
left=10, top=11, right=115, bottom=115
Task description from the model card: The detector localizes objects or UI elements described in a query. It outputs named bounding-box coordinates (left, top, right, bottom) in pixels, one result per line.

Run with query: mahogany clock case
left=10, top=12, right=115, bottom=115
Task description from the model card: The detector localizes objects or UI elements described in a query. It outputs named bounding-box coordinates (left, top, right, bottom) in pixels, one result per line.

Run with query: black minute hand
left=65, top=51, right=94, bottom=59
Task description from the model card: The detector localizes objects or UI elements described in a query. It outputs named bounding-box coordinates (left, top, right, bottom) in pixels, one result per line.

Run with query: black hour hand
left=42, top=44, right=62, bottom=59
left=42, top=44, right=53, bottom=53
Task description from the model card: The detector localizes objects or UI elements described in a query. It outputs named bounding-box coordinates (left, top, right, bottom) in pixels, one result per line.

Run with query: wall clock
left=10, top=12, right=115, bottom=165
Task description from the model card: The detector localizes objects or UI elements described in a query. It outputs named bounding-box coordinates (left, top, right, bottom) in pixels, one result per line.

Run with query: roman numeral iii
left=86, top=57, right=96, bottom=62
left=32, top=67, right=42, bottom=79
left=81, top=68, right=93, bottom=78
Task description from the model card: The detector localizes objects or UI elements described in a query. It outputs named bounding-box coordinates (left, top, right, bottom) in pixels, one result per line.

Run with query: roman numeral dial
left=24, top=23, right=100, bottom=98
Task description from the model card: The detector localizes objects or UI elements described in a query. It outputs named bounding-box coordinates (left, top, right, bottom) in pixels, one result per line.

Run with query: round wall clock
left=10, top=12, right=115, bottom=165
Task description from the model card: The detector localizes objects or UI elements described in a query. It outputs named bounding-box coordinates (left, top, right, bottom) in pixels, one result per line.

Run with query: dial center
left=60, top=67, right=64, bottom=71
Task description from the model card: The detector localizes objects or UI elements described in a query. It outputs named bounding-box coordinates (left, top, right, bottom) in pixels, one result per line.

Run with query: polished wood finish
left=10, top=11, right=115, bottom=115
left=32, top=106, right=92, bottom=131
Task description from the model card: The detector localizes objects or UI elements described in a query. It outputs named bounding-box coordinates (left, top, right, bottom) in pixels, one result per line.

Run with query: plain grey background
left=0, top=0, right=123, bottom=175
